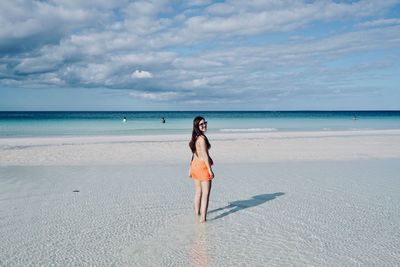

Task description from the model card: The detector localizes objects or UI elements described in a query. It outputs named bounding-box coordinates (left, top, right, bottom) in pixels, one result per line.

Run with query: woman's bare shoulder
left=195, top=135, right=206, bottom=145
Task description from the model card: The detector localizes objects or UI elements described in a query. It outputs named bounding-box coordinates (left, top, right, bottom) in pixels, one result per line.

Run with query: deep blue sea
left=0, top=111, right=399, bottom=137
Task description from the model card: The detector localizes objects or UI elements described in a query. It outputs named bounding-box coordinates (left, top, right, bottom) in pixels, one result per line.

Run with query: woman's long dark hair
left=189, top=116, right=211, bottom=153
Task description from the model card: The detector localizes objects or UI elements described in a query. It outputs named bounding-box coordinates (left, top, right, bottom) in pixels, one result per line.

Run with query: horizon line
left=1, top=110, right=399, bottom=112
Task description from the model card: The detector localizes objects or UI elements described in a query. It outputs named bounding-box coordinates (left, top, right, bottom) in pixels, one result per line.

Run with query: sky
left=0, top=0, right=400, bottom=111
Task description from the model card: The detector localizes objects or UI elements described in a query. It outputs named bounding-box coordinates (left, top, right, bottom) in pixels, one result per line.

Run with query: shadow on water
left=209, top=192, right=285, bottom=221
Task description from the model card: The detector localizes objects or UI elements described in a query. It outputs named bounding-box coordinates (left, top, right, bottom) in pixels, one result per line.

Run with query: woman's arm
left=196, top=136, right=214, bottom=178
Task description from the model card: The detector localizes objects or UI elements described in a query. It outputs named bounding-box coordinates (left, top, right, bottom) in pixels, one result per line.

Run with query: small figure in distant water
left=353, top=115, right=357, bottom=121
left=123, top=116, right=127, bottom=123
left=161, top=117, right=166, bottom=123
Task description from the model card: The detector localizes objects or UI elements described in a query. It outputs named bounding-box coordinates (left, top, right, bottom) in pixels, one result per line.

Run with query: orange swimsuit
left=190, top=157, right=213, bottom=181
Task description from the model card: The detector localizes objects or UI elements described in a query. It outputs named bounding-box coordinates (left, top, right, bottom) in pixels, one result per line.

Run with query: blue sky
left=0, top=0, right=400, bottom=111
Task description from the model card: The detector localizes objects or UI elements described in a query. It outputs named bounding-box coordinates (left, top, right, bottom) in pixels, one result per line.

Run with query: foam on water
left=220, top=128, right=278, bottom=132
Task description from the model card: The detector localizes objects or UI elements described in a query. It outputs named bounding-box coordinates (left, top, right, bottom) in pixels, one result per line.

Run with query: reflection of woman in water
left=190, top=222, right=211, bottom=265
left=189, top=116, right=214, bottom=223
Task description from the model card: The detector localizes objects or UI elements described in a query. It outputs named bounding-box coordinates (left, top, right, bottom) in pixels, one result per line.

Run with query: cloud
left=131, top=70, right=153, bottom=79
left=129, top=91, right=177, bottom=101
left=0, top=0, right=399, bottom=108
left=0, top=0, right=104, bottom=53
left=356, top=18, right=400, bottom=28
left=193, top=0, right=399, bottom=36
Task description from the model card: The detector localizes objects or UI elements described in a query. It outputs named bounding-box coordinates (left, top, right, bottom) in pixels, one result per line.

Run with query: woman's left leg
left=194, top=180, right=202, bottom=216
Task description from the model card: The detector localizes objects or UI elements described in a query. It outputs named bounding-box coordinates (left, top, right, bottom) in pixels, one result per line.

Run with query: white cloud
left=49, top=0, right=128, bottom=10
left=0, top=0, right=109, bottom=53
left=132, top=70, right=153, bottom=79
left=189, top=0, right=399, bottom=36
left=356, top=18, right=400, bottom=28
left=129, top=91, right=177, bottom=100
left=38, top=73, right=66, bottom=86
left=182, top=75, right=228, bottom=88
left=0, top=0, right=399, bottom=107
left=117, top=52, right=176, bottom=65
left=185, top=0, right=213, bottom=7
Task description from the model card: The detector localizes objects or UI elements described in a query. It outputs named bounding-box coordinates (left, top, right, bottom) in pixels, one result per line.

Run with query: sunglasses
left=199, top=121, right=208, bottom=127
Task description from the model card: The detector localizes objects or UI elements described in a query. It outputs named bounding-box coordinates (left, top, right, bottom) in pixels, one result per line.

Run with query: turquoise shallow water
left=0, top=111, right=399, bottom=137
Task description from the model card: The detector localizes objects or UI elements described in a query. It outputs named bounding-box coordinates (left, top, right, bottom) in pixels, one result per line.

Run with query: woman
left=189, top=116, right=214, bottom=223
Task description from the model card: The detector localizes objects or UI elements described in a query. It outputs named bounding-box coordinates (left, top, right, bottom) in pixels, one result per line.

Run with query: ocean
left=0, top=111, right=399, bottom=137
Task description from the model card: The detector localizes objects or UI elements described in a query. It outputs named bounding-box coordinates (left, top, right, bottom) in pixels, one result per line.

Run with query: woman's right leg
left=194, top=180, right=202, bottom=216
left=199, top=181, right=212, bottom=223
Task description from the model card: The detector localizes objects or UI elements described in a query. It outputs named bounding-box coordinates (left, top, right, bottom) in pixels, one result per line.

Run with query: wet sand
left=0, top=130, right=399, bottom=266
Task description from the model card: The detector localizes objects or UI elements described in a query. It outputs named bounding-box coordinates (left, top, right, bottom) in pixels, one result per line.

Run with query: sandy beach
left=1, top=130, right=400, bottom=266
